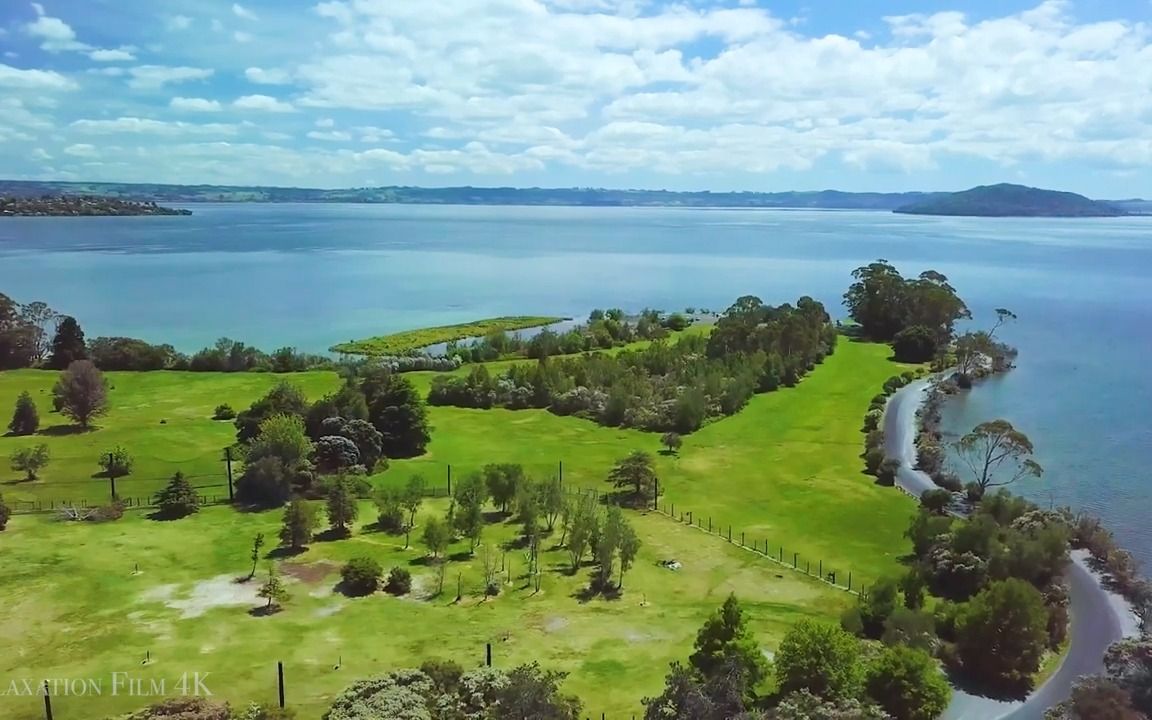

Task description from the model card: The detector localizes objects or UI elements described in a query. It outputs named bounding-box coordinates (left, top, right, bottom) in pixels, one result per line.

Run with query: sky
left=1, top=0, right=1151, bottom=197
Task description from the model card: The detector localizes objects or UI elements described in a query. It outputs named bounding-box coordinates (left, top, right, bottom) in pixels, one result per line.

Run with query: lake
left=2, top=203, right=1150, bottom=567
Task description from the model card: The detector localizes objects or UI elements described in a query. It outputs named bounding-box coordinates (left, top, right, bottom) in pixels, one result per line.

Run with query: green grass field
left=329, top=316, right=567, bottom=355
left=0, top=336, right=919, bottom=717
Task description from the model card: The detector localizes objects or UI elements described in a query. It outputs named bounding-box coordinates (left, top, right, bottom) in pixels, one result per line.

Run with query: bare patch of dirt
left=138, top=574, right=264, bottom=619
left=282, top=560, right=338, bottom=585
left=313, top=602, right=345, bottom=618
left=544, top=616, right=569, bottom=633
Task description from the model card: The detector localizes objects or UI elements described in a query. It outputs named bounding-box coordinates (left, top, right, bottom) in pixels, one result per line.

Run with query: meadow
left=0, top=335, right=918, bottom=717
left=329, top=316, right=566, bottom=356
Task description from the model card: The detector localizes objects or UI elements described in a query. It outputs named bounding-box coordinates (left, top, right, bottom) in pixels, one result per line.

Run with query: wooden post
left=558, top=460, right=563, bottom=489
left=793, top=552, right=798, bottom=568
left=819, top=560, right=823, bottom=579
left=727, top=526, right=731, bottom=542
left=43, top=681, right=53, bottom=720
left=486, top=643, right=492, bottom=667
left=708, top=517, right=711, bottom=533
left=277, top=661, right=285, bottom=708
left=741, top=531, right=745, bottom=546
left=779, top=546, right=783, bottom=561
left=653, top=478, right=659, bottom=510
left=447, top=464, right=452, bottom=496
left=225, top=446, right=234, bottom=502
left=848, top=572, right=853, bottom=590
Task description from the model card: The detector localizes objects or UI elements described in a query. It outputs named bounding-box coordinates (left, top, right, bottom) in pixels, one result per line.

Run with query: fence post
left=793, top=552, right=798, bottom=568
left=727, top=526, right=731, bottom=542
left=848, top=572, right=852, bottom=591
left=653, top=478, right=659, bottom=510
left=43, top=681, right=53, bottom=720
left=819, top=560, right=823, bottom=579
left=277, top=661, right=285, bottom=708
left=486, top=643, right=492, bottom=667
left=558, top=460, right=563, bottom=489
left=708, top=517, right=712, bottom=533
left=779, top=546, right=783, bottom=562
left=225, top=446, right=235, bottom=502
left=741, top=531, right=744, bottom=546
left=447, top=464, right=452, bottom=496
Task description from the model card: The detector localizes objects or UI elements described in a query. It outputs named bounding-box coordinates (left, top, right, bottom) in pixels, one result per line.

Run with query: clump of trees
left=430, top=295, right=836, bottom=433
left=279, top=499, right=319, bottom=551
left=645, top=596, right=951, bottom=720
left=324, top=662, right=580, bottom=720
left=341, top=556, right=383, bottom=596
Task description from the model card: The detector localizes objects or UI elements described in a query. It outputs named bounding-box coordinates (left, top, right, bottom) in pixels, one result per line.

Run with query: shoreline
left=883, top=378, right=1142, bottom=719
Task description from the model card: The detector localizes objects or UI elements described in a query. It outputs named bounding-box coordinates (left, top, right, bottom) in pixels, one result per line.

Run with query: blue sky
left=1, top=0, right=1151, bottom=196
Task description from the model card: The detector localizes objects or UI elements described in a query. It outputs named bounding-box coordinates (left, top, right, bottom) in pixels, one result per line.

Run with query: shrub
left=341, top=556, right=383, bottom=596
left=891, top=325, right=938, bottom=363
left=236, top=456, right=292, bottom=508
left=126, top=697, right=231, bottom=720
left=878, top=458, right=900, bottom=486
left=840, top=607, right=864, bottom=636
left=154, top=471, right=199, bottom=519
left=213, top=404, right=236, bottom=420
left=864, top=446, right=886, bottom=475
left=7, top=391, right=39, bottom=435
left=385, top=566, right=412, bottom=595
left=0, top=493, right=10, bottom=530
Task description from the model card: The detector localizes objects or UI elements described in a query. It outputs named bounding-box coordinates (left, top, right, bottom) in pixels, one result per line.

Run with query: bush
left=920, top=489, right=953, bottom=514
left=878, top=458, right=900, bottom=486
left=891, top=325, right=938, bottom=363
left=341, top=556, right=383, bottom=596
left=127, top=697, right=231, bottom=720
left=840, top=607, right=864, bottom=636
left=864, top=446, right=886, bottom=475
left=213, top=404, right=236, bottom=420
left=7, top=391, right=39, bottom=435
left=385, top=566, right=412, bottom=595
left=0, top=493, right=10, bottom=530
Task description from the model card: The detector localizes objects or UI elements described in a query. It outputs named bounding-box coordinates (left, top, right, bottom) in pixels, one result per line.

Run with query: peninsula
left=0, top=195, right=191, bottom=217
left=894, top=183, right=1126, bottom=217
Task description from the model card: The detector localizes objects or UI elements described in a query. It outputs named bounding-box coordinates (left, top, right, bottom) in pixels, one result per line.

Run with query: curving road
left=882, top=381, right=1133, bottom=720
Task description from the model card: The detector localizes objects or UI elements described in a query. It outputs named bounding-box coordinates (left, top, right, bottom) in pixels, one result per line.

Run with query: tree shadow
left=266, top=546, right=307, bottom=559
left=248, top=604, right=282, bottom=617
left=314, top=527, right=351, bottom=543
left=408, top=555, right=437, bottom=567
left=333, top=580, right=376, bottom=598
left=945, top=664, right=1033, bottom=701
left=482, top=510, right=507, bottom=524
left=146, top=509, right=191, bottom=522
left=657, top=449, right=678, bottom=457
left=2, top=476, right=36, bottom=485
left=38, top=424, right=89, bottom=437
left=447, top=550, right=474, bottom=562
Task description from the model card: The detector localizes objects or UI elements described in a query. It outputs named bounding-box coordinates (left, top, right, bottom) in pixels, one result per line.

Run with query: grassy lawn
left=330, top=315, right=567, bottom=355
left=0, top=501, right=848, bottom=719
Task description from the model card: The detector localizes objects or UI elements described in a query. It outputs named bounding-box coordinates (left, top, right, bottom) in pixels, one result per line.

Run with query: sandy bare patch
left=126, top=610, right=173, bottom=641
left=139, top=574, right=264, bottom=619
left=544, top=616, right=569, bottom=633
left=314, top=602, right=345, bottom=618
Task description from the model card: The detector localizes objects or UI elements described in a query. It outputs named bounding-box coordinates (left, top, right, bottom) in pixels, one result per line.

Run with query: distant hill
left=0, top=180, right=946, bottom=210
left=893, top=183, right=1126, bottom=217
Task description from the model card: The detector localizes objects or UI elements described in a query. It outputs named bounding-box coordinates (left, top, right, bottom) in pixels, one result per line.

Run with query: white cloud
left=127, top=65, right=214, bottom=89
left=0, top=63, right=76, bottom=90
left=167, top=15, right=193, bottom=31
left=70, top=117, right=240, bottom=136
left=244, top=67, right=291, bottom=85
left=89, top=46, right=137, bottom=62
left=234, top=31, right=253, bottom=43
left=233, top=94, right=296, bottom=112
left=315, top=117, right=336, bottom=128
left=24, top=14, right=88, bottom=52
left=307, top=130, right=351, bottom=142
left=233, top=4, right=258, bottom=21
left=355, top=126, right=395, bottom=143
left=170, top=97, right=223, bottom=112
left=63, top=143, right=99, bottom=157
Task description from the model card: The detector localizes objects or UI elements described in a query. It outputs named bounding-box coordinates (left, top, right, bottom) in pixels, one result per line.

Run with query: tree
left=339, top=419, right=384, bottom=472
left=919, top=489, right=952, bottom=515
left=7, top=391, right=39, bottom=435
left=607, top=450, right=658, bottom=507
left=19, top=300, right=59, bottom=364
left=566, top=494, right=599, bottom=572
left=0, top=292, right=36, bottom=370
left=234, top=382, right=308, bottom=443
left=954, top=420, right=1043, bottom=495
left=401, top=474, right=425, bottom=544
left=98, top=446, right=134, bottom=482
left=10, top=444, right=49, bottom=481
left=843, top=260, right=909, bottom=341
left=422, top=516, right=450, bottom=558
left=989, top=307, right=1017, bottom=341
left=863, top=646, right=950, bottom=720
left=768, top=691, right=891, bottom=719
left=775, top=620, right=863, bottom=700
left=452, top=472, right=487, bottom=551
left=257, top=564, right=288, bottom=611
left=493, top=663, right=582, bottom=720
left=957, top=578, right=1049, bottom=687
left=483, top=463, right=524, bottom=513
left=542, top=478, right=564, bottom=531
left=326, top=476, right=359, bottom=536
left=313, top=435, right=360, bottom=474
left=661, top=432, right=683, bottom=455
left=247, top=533, right=265, bottom=581
left=898, top=570, right=926, bottom=611
left=340, top=556, right=383, bottom=596
left=279, top=499, right=318, bottom=550
left=594, top=506, right=623, bottom=590
left=386, top=566, right=412, bottom=595
left=0, top=493, right=10, bottom=531
left=154, top=471, right=199, bottom=519
left=376, top=487, right=405, bottom=533
left=48, top=316, right=87, bottom=369
left=364, top=373, right=431, bottom=458
left=246, top=414, right=314, bottom=469
left=690, top=594, right=769, bottom=688
left=1104, top=637, right=1152, bottom=715
left=52, top=359, right=108, bottom=428
left=237, top=456, right=292, bottom=508
left=643, top=660, right=751, bottom=720
left=858, top=577, right=899, bottom=638
left=1046, top=675, right=1146, bottom=720
left=891, top=326, right=938, bottom=363
left=880, top=608, right=936, bottom=653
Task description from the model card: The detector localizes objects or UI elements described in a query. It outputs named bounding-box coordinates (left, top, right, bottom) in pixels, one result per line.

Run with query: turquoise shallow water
left=1, top=203, right=1150, bottom=568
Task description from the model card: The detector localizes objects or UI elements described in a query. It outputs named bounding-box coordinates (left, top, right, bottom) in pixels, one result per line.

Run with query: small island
left=893, top=183, right=1125, bottom=217
left=0, top=195, right=192, bottom=217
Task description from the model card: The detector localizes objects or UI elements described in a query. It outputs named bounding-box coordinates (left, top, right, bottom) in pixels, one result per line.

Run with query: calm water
left=2, top=204, right=1150, bottom=565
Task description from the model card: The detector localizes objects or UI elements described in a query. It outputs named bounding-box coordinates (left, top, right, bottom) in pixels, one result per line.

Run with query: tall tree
left=326, top=476, right=359, bottom=537
left=542, top=478, right=564, bottom=531
left=594, top=506, right=624, bottom=589
left=236, top=456, right=292, bottom=508
left=643, top=660, right=751, bottom=720
left=843, top=260, right=910, bottom=341
left=0, top=292, right=35, bottom=370
left=775, top=620, right=863, bottom=700
left=607, top=450, right=658, bottom=507
left=234, top=382, right=309, bottom=443
left=258, top=564, right=289, bottom=611
left=279, top=499, right=318, bottom=550
left=422, top=515, right=450, bottom=558
left=154, top=471, right=199, bottom=518
left=864, top=645, right=952, bottom=720
left=566, top=494, right=599, bottom=572
left=364, top=372, right=431, bottom=458
left=401, top=474, right=425, bottom=546
left=247, top=532, right=265, bottom=581
left=689, top=593, right=769, bottom=689
left=1045, top=675, right=1145, bottom=720
left=7, top=391, right=39, bottom=435
left=52, top=359, right=108, bottom=428
left=492, top=663, right=582, bottom=720
left=452, top=472, right=487, bottom=551
left=48, top=316, right=87, bottom=370
left=483, top=462, right=524, bottom=513
left=957, top=578, right=1049, bottom=687
left=10, top=444, right=50, bottom=481
left=0, top=492, right=10, bottom=531
left=617, top=515, right=640, bottom=590
left=246, top=414, right=313, bottom=469
left=339, top=418, right=384, bottom=472
left=18, top=300, right=58, bottom=365
left=953, top=419, right=1043, bottom=495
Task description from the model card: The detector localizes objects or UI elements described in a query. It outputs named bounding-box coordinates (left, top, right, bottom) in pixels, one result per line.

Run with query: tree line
left=429, top=295, right=836, bottom=434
